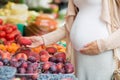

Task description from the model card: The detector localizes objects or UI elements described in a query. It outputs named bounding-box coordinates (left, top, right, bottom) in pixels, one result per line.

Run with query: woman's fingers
left=80, top=41, right=100, bottom=55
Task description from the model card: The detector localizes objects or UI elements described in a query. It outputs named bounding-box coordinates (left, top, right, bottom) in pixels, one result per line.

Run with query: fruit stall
left=0, top=1, right=78, bottom=80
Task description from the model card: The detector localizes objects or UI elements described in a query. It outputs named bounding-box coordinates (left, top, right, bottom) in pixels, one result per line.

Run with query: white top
left=70, top=1, right=114, bottom=80
left=70, top=0, right=109, bottom=51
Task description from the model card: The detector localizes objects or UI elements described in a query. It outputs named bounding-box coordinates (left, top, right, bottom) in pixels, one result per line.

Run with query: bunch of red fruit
left=0, top=19, right=21, bottom=44
left=0, top=53, right=39, bottom=80
left=39, top=47, right=74, bottom=74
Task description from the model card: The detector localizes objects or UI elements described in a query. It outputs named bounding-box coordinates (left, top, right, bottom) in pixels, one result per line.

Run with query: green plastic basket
left=17, top=24, right=25, bottom=36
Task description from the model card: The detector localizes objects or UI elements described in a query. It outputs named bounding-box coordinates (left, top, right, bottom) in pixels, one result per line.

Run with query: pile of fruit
left=0, top=49, right=39, bottom=80
left=39, top=47, right=74, bottom=74
left=0, top=18, right=75, bottom=80
left=0, top=43, right=20, bottom=54
left=0, top=19, right=21, bottom=44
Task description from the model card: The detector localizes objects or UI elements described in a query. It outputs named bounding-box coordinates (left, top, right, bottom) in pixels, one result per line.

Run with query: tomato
left=0, top=31, right=6, bottom=38
left=5, top=23, right=13, bottom=27
left=0, top=25, right=3, bottom=30
left=11, top=25, right=17, bottom=30
left=2, top=25, right=7, bottom=31
left=5, top=27, right=13, bottom=34
left=6, top=33, right=15, bottom=40
left=0, top=19, right=3, bottom=25
left=9, top=33, right=15, bottom=40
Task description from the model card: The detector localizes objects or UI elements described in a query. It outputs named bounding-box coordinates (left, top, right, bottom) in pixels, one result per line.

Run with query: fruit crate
left=38, top=74, right=78, bottom=80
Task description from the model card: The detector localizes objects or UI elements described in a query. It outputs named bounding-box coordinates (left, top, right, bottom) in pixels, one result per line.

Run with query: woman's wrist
left=97, top=39, right=107, bottom=53
left=40, top=36, right=45, bottom=45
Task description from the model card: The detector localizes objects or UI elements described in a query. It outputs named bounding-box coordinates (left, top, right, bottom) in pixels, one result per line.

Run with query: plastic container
left=17, top=24, right=25, bottom=36
left=0, top=66, right=16, bottom=80
left=38, top=74, right=78, bottom=80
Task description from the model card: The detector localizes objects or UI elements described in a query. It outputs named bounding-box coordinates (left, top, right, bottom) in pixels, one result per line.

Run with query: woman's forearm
left=97, top=28, right=120, bottom=52
left=41, top=25, right=66, bottom=46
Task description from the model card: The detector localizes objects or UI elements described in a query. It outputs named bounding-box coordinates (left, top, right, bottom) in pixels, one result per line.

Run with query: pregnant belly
left=70, top=13, right=109, bottom=51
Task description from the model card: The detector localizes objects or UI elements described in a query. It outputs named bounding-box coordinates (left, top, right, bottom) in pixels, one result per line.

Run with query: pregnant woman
left=26, top=0, right=120, bottom=80
left=70, top=0, right=113, bottom=80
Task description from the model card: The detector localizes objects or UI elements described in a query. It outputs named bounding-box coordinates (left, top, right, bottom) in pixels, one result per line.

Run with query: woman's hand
left=25, top=36, right=44, bottom=48
left=80, top=41, right=100, bottom=55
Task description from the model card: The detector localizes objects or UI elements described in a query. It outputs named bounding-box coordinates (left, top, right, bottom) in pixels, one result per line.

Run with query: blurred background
left=0, top=0, right=68, bottom=36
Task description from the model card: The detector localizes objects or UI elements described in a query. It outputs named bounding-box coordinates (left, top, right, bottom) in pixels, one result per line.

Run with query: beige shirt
left=41, top=0, right=120, bottom=64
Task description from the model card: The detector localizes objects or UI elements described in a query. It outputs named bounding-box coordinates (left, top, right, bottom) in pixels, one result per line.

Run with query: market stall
left=0, top=1, right=78, bottom=80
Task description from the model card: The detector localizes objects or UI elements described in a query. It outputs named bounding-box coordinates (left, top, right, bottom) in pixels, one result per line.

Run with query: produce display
left=39, top=47, right=74, bottom=74
left=0, top=19, right=75, bottom=79
left=0, top=1, right=78, bottom=79
left=0, top=19, right=21, bottom=45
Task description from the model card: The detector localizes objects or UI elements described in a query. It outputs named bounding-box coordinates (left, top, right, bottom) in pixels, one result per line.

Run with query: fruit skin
left=64, top=62, right=74, bottom=73
left=0, top=25, right=3, bottom=30
left=56, top=62, right=64, bottom=70
left=28, top=56, right=37, bottom=63
left=39, top=50, right=49, bottom=56
left=49, top=56, right=57, bottom=62
left=27, top=67, right=34, bottom=73
left=42, top=62, right=51, bottom=70
left=54, top=52, right=66, bottom=60
left=16, top=47, right=31, bottom=56
left=46, top=47, right=57, bottom=54
left=18, top=37, right=32, bottom=46
left=59, top=68, right=65, bottom=74
left=6, top=33, right=15, bottom=41
left=56, top=57, right=65, bottom=63
left=40, top=54, right=50, bottom=62
left=29, top=52, right=39, bottom=61
left=49, top=64, right=57, bottom=73
left=0, top=31, right=6, bottom=38
left=16, top=53, right=28, bottom=61
left=1, top=51, right=11, bottom=60
left=0, top=19, right=3, bottom=25
left=10, top=25, right=17, bottom=30
left=4, top=27, right=13, bottom=34
left=18, top=68, right=26, bottom=74
left=21, top=61, right=28, bottom=69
